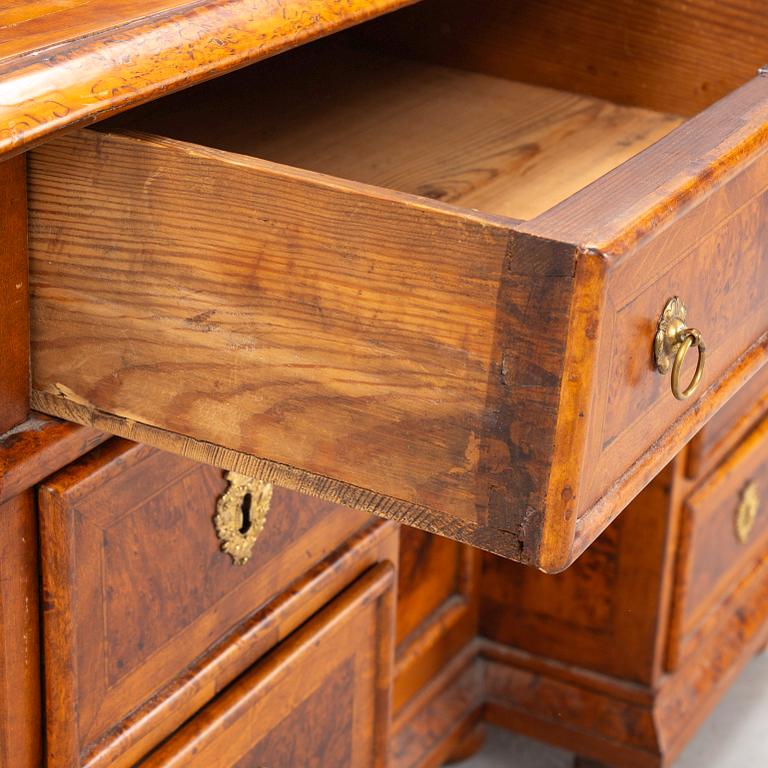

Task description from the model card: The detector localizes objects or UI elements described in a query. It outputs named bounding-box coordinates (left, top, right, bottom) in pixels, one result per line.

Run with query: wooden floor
left=110, top=45, right=684, bottom=220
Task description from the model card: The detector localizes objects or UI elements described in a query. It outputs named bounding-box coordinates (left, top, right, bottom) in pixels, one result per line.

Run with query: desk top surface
left=0, top=0, right=416, bottom=158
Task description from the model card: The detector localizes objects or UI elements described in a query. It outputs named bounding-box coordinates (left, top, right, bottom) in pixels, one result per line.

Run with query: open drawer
left=27, top=17, right=768, bottom=571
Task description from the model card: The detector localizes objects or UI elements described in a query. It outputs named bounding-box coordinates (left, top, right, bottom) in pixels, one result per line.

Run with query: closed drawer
left=38, top=439, right=391, bottom=768
left=138, top=562, right=395, bottom=768
left=687, top=363, right=768, bottom=479
left=27, top=32, right=768, bottom=570
left=670, top=413, right=768, bottom=666
left=395, top=528, right=478, bottom=712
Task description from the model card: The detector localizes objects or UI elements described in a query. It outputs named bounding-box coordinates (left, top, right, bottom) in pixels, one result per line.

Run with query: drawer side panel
left=29, top=129, right=574, bottom=562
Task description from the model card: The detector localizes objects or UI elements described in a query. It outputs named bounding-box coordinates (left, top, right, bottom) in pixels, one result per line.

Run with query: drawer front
left=38, top=439, right=376, bottom=768
left=529, top=76, right=768, bottom=568
left=27, top=59, right=768, bottom=570
left=395, top=528, right=478, bottom=712
left=687, top=363, right=768, bottom=479
left=139, top=562, right=395, bottom=768
left=670, top=413, right=768, bottom=664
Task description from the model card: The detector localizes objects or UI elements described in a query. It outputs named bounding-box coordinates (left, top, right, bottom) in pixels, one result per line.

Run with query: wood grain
left=25, top=51, right=679, bottom=567
left=392, top=644, right=483, bottom=768
left=0, top=492, right=41, bottom=768
left=530, top=74, right=768, bottom=566
left=359, top=0, right=768, bottom=116
left=28, top=126, right=527, bottom=552
left=28, top=49, right=768, bottom=567
left=655, top=549, right=768, bottom=763
left=482, top=557, right=768, bottom=768
left=108, top=44, right=681, bottom=220
left=395, top=530, right=478, bottom=712
left=481, top=464, right=678, bottom=686
left=476, top=414, right=768, bottom=767
left=38, top=438, right=381, bottom=768
left=88, top=519, right=397, bottom=768
left=668, top=413, right=768, bottom=668
left=0, top=413, right=107, bottom=504
left=137, top=562, right=396, bottom=768
left=0, top=154, right=29, bottom=433
left=686, top=363, right=768, bottom=478
left=0, top=0, right=420, bottom=157
left=0, top=1, right=197, bottom=60
left=483, top=648, right=660, bottom=765
left=396, top=529, right=463, bottom=647
left=0, top=414, right=105, bottom=766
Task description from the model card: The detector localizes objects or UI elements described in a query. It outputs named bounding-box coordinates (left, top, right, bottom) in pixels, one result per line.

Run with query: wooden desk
left=1, top=1, right=768, bottom=766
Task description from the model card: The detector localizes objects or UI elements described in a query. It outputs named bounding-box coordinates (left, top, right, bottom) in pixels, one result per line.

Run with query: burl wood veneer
left=137, top=562, right=396, bottom=768
left=478, top=409, right=768, bottom=767
left=3, top=2, right=768, bottom=767
left=38, top=439, right=393, bottom=768
left=0, top=0, right=421, bottom=157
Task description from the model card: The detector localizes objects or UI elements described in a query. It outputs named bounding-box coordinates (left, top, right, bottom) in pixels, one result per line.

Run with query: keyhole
left=239, top=493, right=252, bottom=535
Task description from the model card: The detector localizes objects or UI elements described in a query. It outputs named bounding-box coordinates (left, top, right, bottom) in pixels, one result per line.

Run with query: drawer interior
left=103, top=40, right=683, bottom=222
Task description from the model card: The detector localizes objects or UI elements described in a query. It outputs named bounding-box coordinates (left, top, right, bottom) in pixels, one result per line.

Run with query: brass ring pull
left=654, top=297, right=707, bottom=401
left=670, top=329, right=706, bottom=401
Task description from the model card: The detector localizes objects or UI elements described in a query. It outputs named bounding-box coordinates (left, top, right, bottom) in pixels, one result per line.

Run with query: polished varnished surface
left=481, top=465, right=678, bottom=686
left=0, top=491, right=40, bottom=768
left=38, top=439, right=375, bottom=768
left=540, top=75, right=768, bottom=563
left=0, top=415, right=106, bottom=768
left=686, top=363, right=768, bottom=479
left=0, top=155, right=28, bottom=433
left=0, top=414, right=106, bottom=505
left=137, top=563, right=395, bottom=768
left=0, top=0, right=419, bottom=157
left=394, top=527, right=478, bottom=713
left=0, top=1, right=198, bottom=60
left=670, top=413, right=768, bottom=665
left=5, top=3, right=768, bottom=767
left=26, top=39, right=718, bottom=569
left=477, top=402, right=768, bottom=767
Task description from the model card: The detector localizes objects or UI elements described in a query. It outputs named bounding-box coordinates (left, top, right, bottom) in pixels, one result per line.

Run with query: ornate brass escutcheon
left=214, top=471, right=273, bottom=565
left=654, top=296, right=706, bottom=401
left=735, top=480, right=760, bottom=544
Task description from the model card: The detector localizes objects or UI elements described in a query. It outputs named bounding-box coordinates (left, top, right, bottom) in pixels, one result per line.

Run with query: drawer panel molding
left=38, top=439, right=381, bottom=768
left=669, top=412, right=768, bottom=666
left=137, top=562, right=396, bottom=768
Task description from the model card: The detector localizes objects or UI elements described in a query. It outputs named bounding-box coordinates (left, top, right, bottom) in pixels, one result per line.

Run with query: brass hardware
left=735, top=480, right=760, bottom=544
left=654, top=296, right=706, bottom=400
left=214, top=472, right=272, bottom=565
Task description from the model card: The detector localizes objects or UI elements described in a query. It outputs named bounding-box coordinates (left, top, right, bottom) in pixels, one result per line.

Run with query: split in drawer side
left=28, top=45, right=768, bottom=570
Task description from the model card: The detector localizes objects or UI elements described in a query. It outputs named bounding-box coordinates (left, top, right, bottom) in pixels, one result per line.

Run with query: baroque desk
left=1, top=2, right=768, bottom=766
